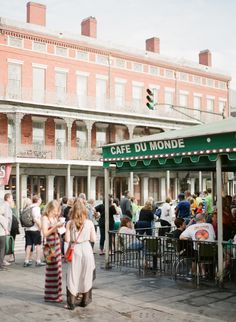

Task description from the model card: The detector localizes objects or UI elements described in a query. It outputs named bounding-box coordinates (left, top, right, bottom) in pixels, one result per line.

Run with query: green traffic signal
left=146, top=88, right=154, bottom=110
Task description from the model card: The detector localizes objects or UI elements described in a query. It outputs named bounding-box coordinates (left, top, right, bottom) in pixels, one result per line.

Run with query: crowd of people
left=0, top=188, right=236, bottom=307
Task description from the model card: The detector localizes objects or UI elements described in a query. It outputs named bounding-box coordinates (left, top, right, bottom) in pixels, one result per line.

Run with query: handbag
left=43, top=234, right=57, bottom=264
left=65, top=225, right=83, bottom=263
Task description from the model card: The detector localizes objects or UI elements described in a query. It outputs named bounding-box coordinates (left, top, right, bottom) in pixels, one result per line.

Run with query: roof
left=102, top=117, right=236, bottom=171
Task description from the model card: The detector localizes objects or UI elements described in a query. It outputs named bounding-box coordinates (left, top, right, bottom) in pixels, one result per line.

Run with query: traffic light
left=146, top=88, right=154, bottom=110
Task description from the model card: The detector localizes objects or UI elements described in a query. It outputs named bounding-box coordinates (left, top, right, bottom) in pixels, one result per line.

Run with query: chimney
left=81, top=17, right=97, bottom=38
left=199, top=49, right=212, bottom=67
left=146, top=37, right=160, bottom=54
left=27, top=2, right=46, bottom=26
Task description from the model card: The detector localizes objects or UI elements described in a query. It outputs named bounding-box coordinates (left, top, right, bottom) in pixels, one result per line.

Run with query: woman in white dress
left=65, top=199, right=96, bottom=310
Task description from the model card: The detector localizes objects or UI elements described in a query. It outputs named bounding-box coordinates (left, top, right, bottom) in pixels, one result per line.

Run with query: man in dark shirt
left=175, top=193, right=191, bottom=222
left=120, top=191, right=132, bottom=216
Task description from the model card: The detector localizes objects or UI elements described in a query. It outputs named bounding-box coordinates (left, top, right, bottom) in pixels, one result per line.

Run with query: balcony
left=11, top=144, right=102, bottom=162
left=0, top=85, right=224, bottom=124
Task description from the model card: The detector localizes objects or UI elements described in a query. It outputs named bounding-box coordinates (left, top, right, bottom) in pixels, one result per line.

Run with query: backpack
left=11, top=214, right=20, bottom=235
left=20, top=207, right=34, bottom=228
left=5, top=235, right=15, bottom=256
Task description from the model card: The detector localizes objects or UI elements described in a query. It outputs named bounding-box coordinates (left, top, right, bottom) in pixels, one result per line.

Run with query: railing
left=0, top=85, right=224, bottom=124
left=108, top=229, right=236, bottom=287
left=13, top=144, right=102, bottom=161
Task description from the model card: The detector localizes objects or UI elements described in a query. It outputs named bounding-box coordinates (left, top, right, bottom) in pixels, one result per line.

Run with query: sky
left=1, top=0, right=236, bottom=91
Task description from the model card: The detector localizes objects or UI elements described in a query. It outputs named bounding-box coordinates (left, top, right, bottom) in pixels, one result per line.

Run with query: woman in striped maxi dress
left=42, top=200, right=64, bottom=303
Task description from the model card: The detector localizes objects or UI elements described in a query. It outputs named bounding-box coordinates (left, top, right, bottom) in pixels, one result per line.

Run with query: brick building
left=0, top=2, right=231, bottom=210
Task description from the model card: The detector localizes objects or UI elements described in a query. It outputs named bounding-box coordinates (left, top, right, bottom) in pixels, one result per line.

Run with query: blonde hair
left=70, top=199, right=88, bottom=230
left=143, top=200, right=153, bottom=210
left=43, top=200, right=60, bottom=218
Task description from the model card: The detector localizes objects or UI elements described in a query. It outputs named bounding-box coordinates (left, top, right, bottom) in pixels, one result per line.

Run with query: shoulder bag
left=65, top=225, right=84, bottom=263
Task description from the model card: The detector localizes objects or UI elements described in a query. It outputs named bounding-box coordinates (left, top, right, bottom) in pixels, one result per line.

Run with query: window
left=55, top=71, right=67, bottom=104
left=193, top=75, right=201, bottom=84
left=76, top=75, right=88, bottom=108
left=96, top=55, right=108, bottom=65
left=76, top=124, right=87, bottom=148
left=115, top=83, right=125, bottom=107
left=8, top=63, right=22, bottom=99
left=33, top=41, right=46, bottom=52
left=33, top=67, right=45, bottom=103
left=132, top=85, right=143, bottom=108
left=149, top=66, right=159, bottom=76
left=207, top=78, right=214, bottom=87
left=55, top=46, right=68, bottom=57
left=55, top=123, right=66, bottom=158
left=96, top=78, right=107, bottom=108
left=115, top=126, right=126, bottom=142
left=206, top=98, right=214, bottom=112
left=219, top=100, right=226, bottom=114
left=165, top=69, right=174, bottom=78
left=179, top=93, right=188, bottom=107
left=32, top=121, right=44, bottom=147
left=133, top=63, right=143, bottom=72
left=193, top=96, right=202, bottom=120
left=219, top=81, right=227, bottom=90
left=193, top=96, right=201, bottom=110
left=77, top=51, right=89, bottom=61
left=96, top=124, right=108, bottom=147
left=164, top=90, right=174, bottom=105
left=115, top=59, right=126, bottom=68
left=8, top=36, right=23, bottom=48
left=179, top=73, right=188, bottom=81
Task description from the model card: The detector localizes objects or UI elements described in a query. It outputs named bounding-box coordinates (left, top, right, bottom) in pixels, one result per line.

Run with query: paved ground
left=1, top=250, right=236, bottom=322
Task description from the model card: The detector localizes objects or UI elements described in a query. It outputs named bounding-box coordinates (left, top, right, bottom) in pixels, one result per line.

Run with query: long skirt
left=44, top=233, right=62, bottom=302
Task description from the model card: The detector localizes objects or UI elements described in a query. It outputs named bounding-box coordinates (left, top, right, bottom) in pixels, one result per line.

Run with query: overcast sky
left=2, top=0, right=236, bottom=90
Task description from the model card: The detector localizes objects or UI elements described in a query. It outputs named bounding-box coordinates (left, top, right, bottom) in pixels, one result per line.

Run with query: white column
left=84, top=120, right=94, bottom=152
left=174, top=177, right=178, bottom=200
left=141, top=177, right=149, bottom=205
left=46, top=176, right=55, bottom=203
left=166, top=170, right=170, bottom=197
left=129, top=172, right=134, bottom=196
left=0, top=186, right=5, bottom=201
left=70, top=176, right=74, bottom=197
left=14, top=113, right=24, bottom=156
left=199, top=171, right=202, bottom=193
left=90, top=176, right=96, bottom=200
left=16, top=163, right=20, bottom=216
left=64, top=118, right=74, bottom=159
left=104, top=167, right=110, bottom=268
left=160, top=177, right=166, bottom=201
left=87, top=166, right=91, bottom=200
left=190, top=178, right=195, bottom=194
left=21, top=174, right=28, bottom=207
left=66, top=164, right=71, bottom=197
left=216, top=156, right=223, bottom=286
left=202, top=178, right=207, bottom=192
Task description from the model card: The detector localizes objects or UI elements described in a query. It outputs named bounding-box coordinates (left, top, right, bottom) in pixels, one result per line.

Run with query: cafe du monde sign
left=109, top=138, right=185, bottom=157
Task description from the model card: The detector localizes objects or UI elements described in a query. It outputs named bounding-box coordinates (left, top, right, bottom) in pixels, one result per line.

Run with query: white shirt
left=25, top=205, right=41, bottom=232
left=180, top=222, right=215, bottom=242
left=160, top=202, right=172, bottom=224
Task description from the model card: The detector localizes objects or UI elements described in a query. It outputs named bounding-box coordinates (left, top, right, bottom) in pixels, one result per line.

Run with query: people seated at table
left=118, top=217, right=143, bottom=250
left=135, top=200, right=154, bottom=236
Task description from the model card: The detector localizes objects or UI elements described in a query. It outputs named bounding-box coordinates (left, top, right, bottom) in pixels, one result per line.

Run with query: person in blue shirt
left=175, top=193, right=191, bottom=224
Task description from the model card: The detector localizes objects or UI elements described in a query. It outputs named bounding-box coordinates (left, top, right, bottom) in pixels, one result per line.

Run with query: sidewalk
left=0, top=252, right=236, bottom=322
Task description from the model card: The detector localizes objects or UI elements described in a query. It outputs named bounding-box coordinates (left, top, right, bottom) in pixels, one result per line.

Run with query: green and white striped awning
left=102, top=117, right=236, bottom=171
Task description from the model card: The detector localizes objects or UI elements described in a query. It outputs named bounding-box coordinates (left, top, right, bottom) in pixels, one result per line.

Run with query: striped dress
left=44, top=230, right=62, bottom=302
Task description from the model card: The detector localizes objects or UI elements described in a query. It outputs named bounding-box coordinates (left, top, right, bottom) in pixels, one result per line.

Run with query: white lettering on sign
left=135, top=142, right=147, bottom=152
left=109, top=138, right=185, bottom=156
left=150, top=138, right=185, bottom=151
left=110, top=145, right=131, bottom=155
